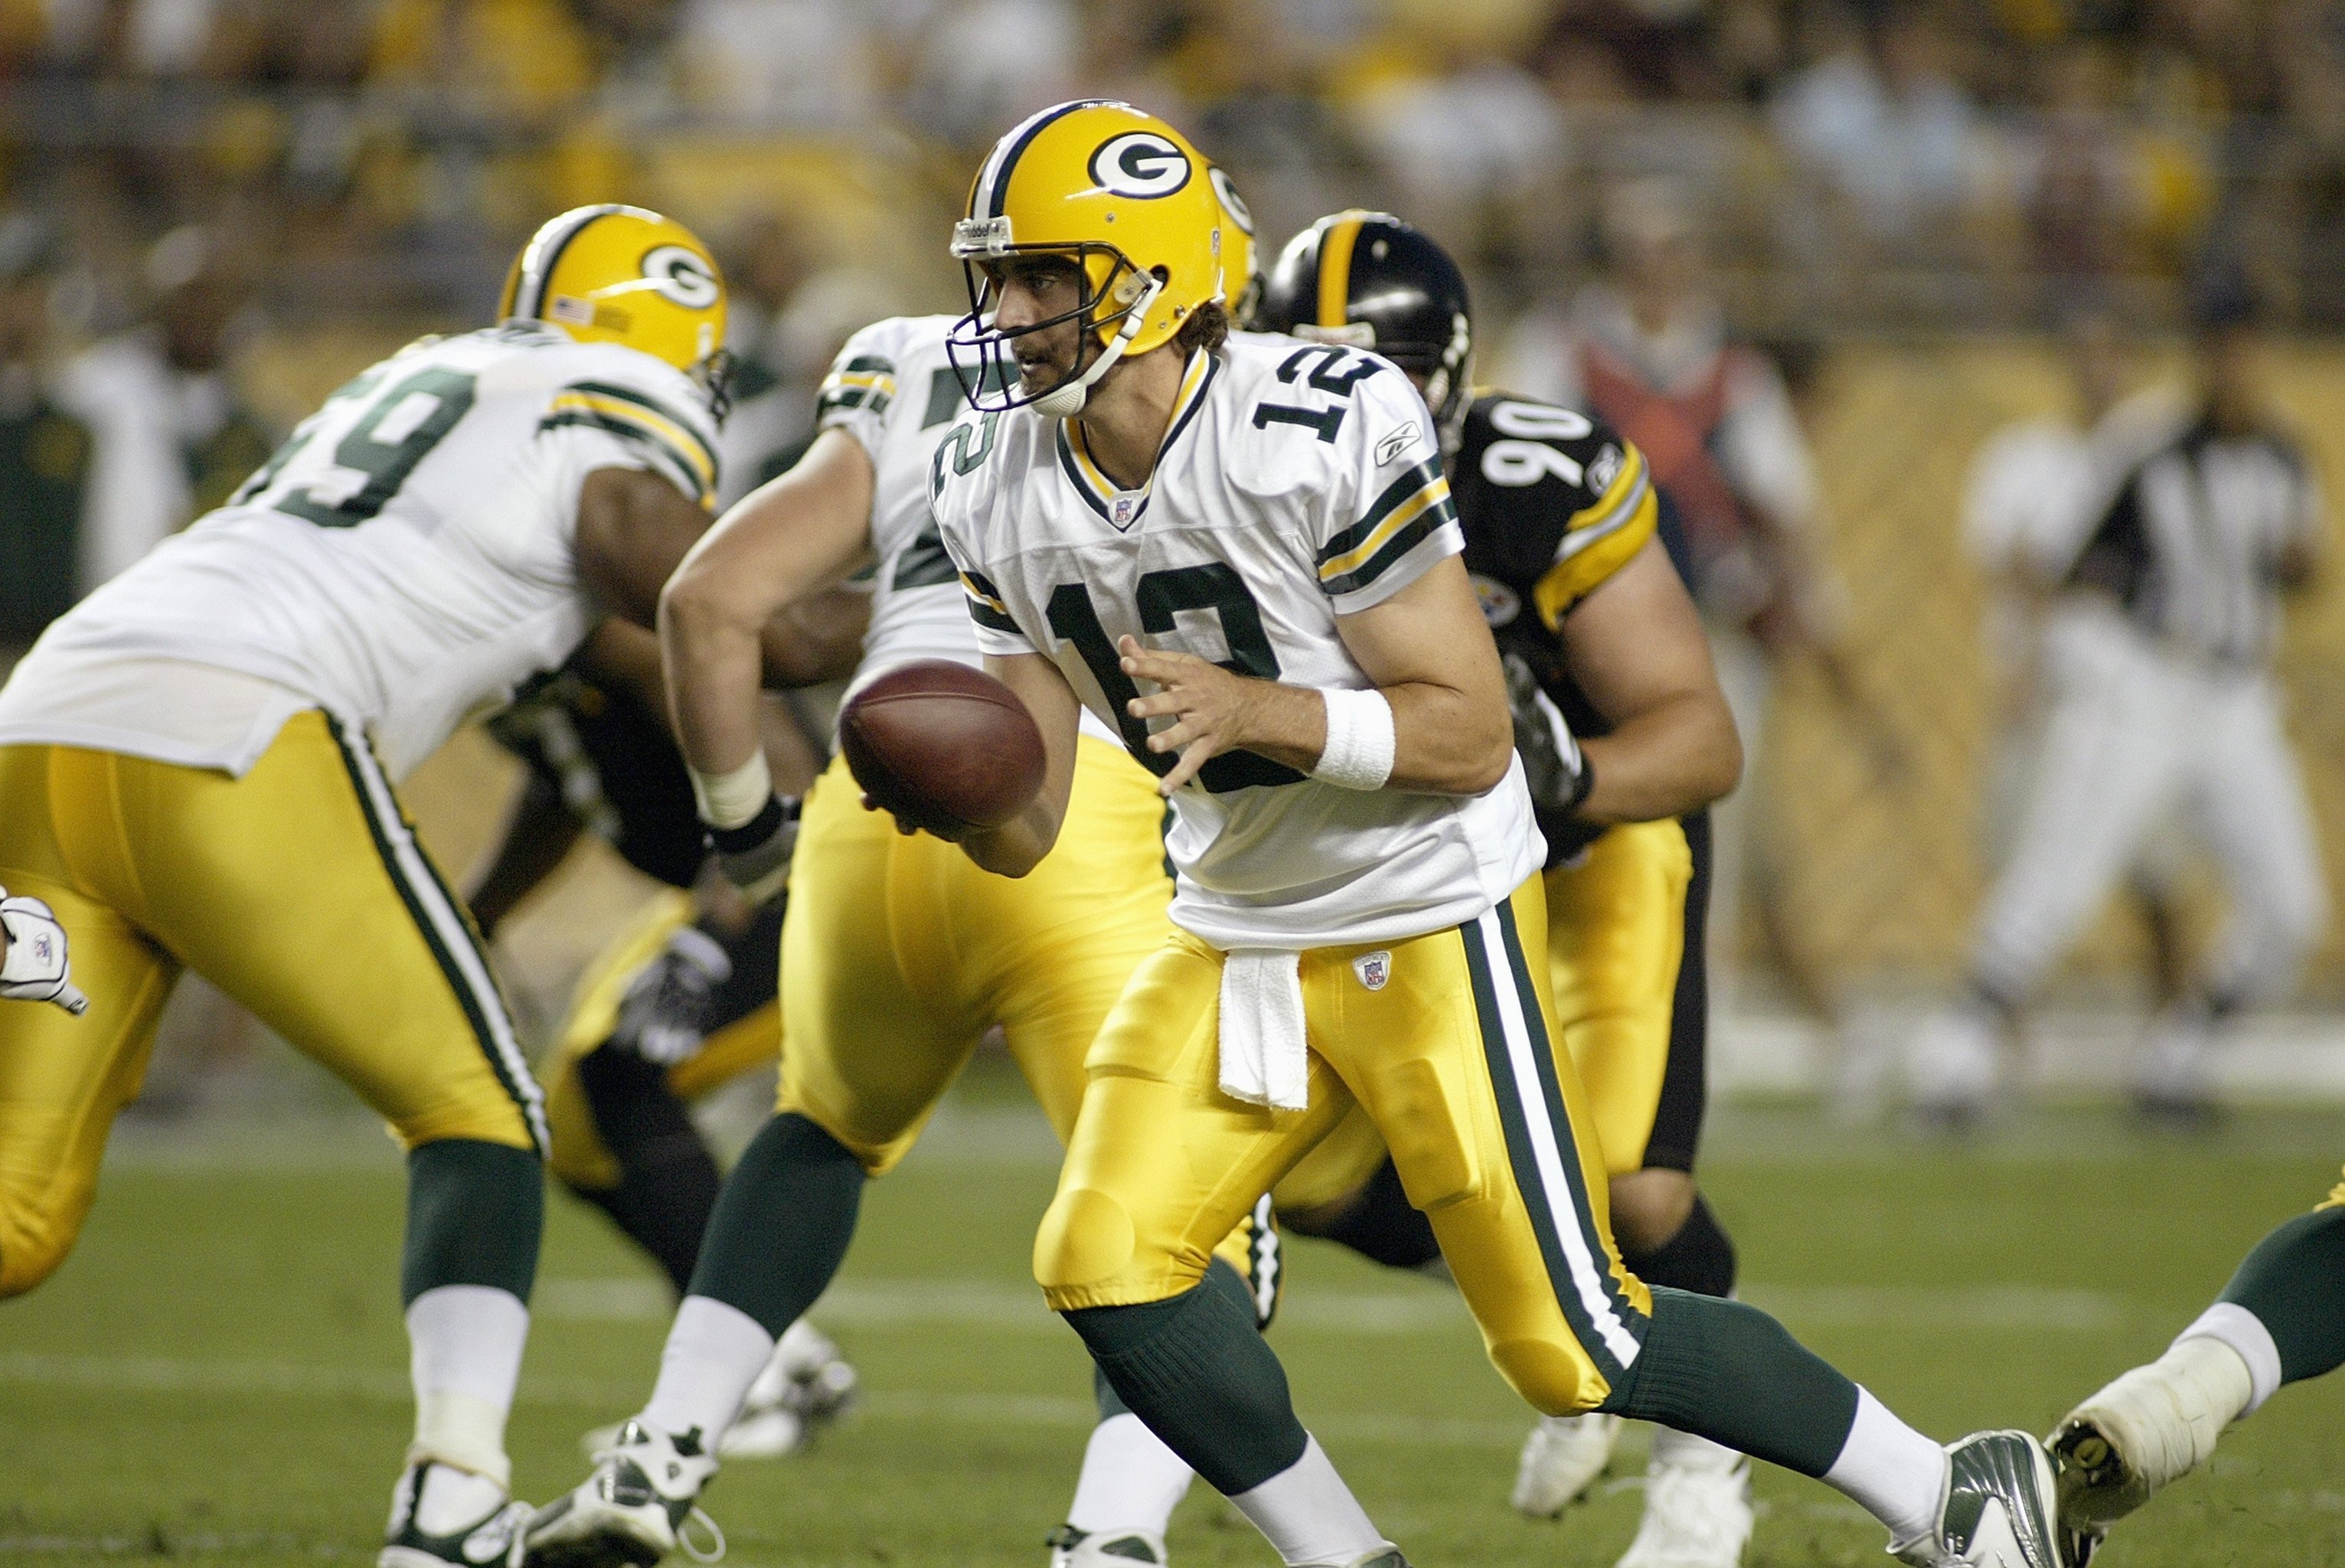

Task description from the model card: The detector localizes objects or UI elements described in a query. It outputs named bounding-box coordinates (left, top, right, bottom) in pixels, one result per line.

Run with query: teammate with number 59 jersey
left=0, top=204, right=733, bottom=1568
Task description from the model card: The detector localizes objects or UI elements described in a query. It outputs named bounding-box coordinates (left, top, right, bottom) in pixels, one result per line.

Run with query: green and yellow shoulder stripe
left=542, top=379, right=720, bottom=507
left=1317, top=458, right=1457, bottom=599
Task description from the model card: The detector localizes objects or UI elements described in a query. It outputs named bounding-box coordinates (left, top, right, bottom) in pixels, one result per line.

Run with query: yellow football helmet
left=1208, top=164, right=1262, bottom=330
left=499, top=204, right=730, bottom=407
left=948, top=100, right=1223, bottom=416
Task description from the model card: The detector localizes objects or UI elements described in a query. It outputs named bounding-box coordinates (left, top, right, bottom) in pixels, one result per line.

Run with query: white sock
left=1649, top=1425, right=1746, bottom=1474
left=1065, top=1412, right=1196, bottom=1535
left=1228, top=1436, right=1388, bottom=1567
left=407, top=1285, right=528, bottom=1488
left=2174, top=1302, right=2280, bottom=1416
left=1821, top=1387, right=1946, bottom=1548
left=413, top=1462, right=508, bottom=1536
left=641, top=1294, right=778, bottom=1445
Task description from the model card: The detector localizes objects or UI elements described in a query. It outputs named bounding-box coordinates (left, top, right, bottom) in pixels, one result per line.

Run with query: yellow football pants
left=538, top=737, right=1277, bottom=1310
left=776, top=738, right=1174, bottom=1171
left=541, top=889, right=779, bottom=1194
left=1277, top=819, right=1697, bottom=1211
left=1037, top=878, right=1653, bottom=1415
left=0, top=712, right=542, bottom=1295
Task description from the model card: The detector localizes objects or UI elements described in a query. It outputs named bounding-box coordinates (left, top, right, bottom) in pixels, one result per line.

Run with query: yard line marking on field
left=0, top=1354, right=1521, bottom=1447
left=535, top=1276, right=2133, bottom=1334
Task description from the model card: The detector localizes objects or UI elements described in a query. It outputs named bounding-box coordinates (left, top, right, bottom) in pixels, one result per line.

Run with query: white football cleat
left=2048, top=1334, right=2254, bottom=1561
left=720, top=1318, right=859, bottom=1459
left=1905, top=1005, right=2005, bottom=1132
left=1893, top=1430, right=2062, bottom=1568
left=525, top=1419, right=723, bottom=1567
left=1045, top=1524, right=1168, bottom=1567
left=381, top=1460, right=530, bottom=1568
left=1617, top=1430, right=1752, bottom=1567
left=1512, top=1411, right=1622, bottom=1517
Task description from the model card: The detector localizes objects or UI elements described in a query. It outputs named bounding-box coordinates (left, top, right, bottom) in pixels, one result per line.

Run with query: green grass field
left=6, top=1075, right=2343, bottom=1567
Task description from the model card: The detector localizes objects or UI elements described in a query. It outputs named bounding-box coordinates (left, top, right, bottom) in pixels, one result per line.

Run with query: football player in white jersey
left=917, top=101, right=2057, bottom=1568
left=523, top=174, right=1284, bottom=1568
left=0, top=204, right=745, bottom=1567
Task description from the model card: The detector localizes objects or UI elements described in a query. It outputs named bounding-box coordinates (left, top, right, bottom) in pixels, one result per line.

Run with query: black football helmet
left=1257, top=210, right=1472, bottom=433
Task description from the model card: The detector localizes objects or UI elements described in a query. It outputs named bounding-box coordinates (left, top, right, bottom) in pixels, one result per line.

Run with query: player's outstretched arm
left=1119, top=555, right=1512, bottom=796
left=655, top=430, right=877, bottom=783
left=953, top=652, right=1085, bottom=878
left=1560, top=535, right=1742, bottom=821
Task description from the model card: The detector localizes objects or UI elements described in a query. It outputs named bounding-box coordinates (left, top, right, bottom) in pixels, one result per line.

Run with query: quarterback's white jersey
left=932, top=335, right=1543, bottom=949
left=0, top=323, right=719, bottom=779
left=815, top=314, right=1118, bottom=745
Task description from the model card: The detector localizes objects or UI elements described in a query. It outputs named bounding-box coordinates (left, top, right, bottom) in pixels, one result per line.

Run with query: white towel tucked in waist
left=1218, top=948, right=1309, bottom=1111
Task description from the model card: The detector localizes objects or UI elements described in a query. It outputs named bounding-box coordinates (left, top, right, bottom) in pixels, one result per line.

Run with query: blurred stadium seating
left=5, top=0, right=2344, bottom=1094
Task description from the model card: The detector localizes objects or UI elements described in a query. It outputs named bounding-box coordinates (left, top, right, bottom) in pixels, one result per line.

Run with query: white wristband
left=1313, top=687, right=1395, bottom=790
left=689, top=751, right=773, bottom=831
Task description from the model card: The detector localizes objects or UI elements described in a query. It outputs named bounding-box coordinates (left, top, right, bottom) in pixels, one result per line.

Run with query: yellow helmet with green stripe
left=1209, top=164, right=1262, bottom=329
left=949, top=100, right=1223, bottom=417
left=499, top=204, right=730, bottom=394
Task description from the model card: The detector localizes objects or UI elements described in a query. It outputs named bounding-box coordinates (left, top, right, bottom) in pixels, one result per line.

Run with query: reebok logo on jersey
left=1376, top=426, right=1416, bottom=467
left=1353, top=951, right=1391, bottom=991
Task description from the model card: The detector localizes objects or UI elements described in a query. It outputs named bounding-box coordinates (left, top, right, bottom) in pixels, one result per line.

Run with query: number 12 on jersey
left=1044, top=567, right=1305, bottom=794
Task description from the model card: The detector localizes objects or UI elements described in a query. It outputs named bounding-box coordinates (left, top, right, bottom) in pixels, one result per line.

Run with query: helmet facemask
left=947, top=228, right=1166, bottom=420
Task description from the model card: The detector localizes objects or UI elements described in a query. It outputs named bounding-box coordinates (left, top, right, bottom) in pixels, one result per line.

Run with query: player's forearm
left=658, top=582, right=768, bottom=777
left=1220, top=677, right=1511, bottom=795
left=1382, top=681, right=1514, bottom=794
left=1576, top=692, right=1742, bottom=822
left=961, top=793, right=1064, bottom=878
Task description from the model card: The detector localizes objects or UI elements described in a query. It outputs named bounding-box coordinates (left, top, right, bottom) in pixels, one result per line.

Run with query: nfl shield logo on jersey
left=1110, top=495, right=1138, bottom=528
left=1353, top=951, right=1391, bottom=991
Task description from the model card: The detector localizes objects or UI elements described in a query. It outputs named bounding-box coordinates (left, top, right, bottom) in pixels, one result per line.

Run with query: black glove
left=706, top=795, right=799, bottom=905
left=1502, top=654, right=1592, bottom=816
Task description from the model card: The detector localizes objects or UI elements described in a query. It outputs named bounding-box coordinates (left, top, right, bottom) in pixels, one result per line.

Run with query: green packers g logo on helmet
left=641, top=244, right=720, bottom=310
left=1089, top=133, right=1192, bottom=199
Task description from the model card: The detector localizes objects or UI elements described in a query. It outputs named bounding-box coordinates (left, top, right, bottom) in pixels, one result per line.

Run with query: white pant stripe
left=338, top=717, right=549, bottom=1150
left=1478, top=909, right=1642, bottom=1370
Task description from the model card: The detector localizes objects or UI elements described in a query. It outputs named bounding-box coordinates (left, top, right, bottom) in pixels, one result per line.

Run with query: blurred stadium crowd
left=3, top=0, right=2344, bottom=1106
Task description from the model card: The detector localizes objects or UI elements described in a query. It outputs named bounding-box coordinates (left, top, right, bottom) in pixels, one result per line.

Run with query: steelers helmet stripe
left=508, top=204, right=621, bottom=323
left=977, top=98, right=1109, bottom=220
left=1315, top=213, right=1369, bottom=330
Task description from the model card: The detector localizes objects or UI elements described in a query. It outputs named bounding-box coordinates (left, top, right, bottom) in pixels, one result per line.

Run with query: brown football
left=838, top=658, right=1047, bottom=835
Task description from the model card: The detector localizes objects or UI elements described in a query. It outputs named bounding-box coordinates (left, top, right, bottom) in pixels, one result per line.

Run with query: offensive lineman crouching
left=0, top=203, right=740, bottom=1566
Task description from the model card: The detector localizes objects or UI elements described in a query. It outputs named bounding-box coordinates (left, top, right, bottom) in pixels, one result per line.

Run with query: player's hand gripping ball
left=840, top=659, right=1047, bottom=839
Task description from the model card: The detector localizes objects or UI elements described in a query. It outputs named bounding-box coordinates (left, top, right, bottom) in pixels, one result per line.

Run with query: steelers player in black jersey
left=1258, top=214, right=1753, bottom=1568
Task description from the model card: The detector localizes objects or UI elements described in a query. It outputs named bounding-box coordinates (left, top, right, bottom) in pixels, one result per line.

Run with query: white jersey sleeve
left=1292, top=358, right=1460, bottom=614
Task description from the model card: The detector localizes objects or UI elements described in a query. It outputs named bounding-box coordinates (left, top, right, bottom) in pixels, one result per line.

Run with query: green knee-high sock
left=1604, top=1285, right=1861, bottom=1478
left=686, top=1112, right=867, bottom=1338
left=1065, top=1259, right=1308, bottom=1496
left=1090, top=1261, right=1256, bottom=1420
left=2219, top=1207, right=2345, bottom=1385
left=403, top=1138, right=544, bottom=1304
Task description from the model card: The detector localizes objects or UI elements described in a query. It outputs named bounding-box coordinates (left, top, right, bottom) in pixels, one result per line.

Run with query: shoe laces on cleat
left=676, top=1508, right=725, bottom=1564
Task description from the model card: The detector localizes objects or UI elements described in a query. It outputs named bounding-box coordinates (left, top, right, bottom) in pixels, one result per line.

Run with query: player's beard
left=1014, top=321, right=1092, bottom=409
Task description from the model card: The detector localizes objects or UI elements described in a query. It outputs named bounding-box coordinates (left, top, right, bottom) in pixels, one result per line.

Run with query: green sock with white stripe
left=403, top=1138, right=542, bottom=1305
left=1602, top=1285, right=1861, bottom=1477
left=1065, top=1263, right=1308, bottom=1496
left=2218, top=1207, right=2345, bottom=1386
